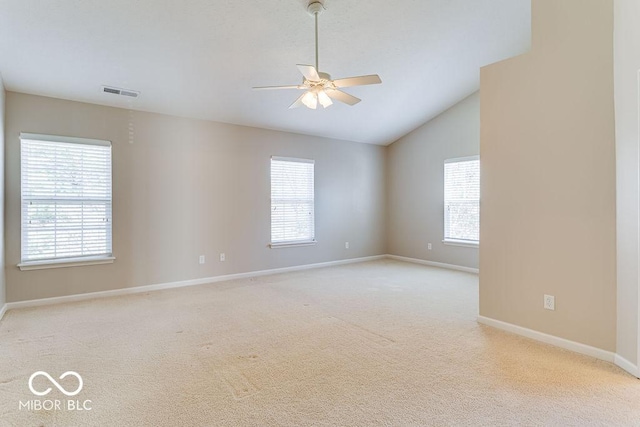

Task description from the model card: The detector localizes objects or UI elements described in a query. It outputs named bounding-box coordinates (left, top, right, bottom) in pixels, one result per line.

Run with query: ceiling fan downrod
left=307, top=2, right=325, bottom=72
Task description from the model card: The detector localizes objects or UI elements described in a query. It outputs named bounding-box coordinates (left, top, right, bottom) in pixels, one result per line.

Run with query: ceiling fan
left=253, top=1, right=382, bottom=109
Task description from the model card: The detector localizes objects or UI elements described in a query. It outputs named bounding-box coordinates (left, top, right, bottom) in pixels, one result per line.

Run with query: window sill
left=270, top=241, right=317, bottom=249
left=442, top=239, right=479, bottom=248
left=18, top=256, right=116, bottom=271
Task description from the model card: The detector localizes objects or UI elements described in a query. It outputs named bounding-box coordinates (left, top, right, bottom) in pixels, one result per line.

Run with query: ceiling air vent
left=102, top=86, right=140, bottom=98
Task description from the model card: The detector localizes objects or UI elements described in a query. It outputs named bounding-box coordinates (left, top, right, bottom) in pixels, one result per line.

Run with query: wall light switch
left=219, top=253, right=226, bottom=262
left=345, top=242, right=349, bottom=249
left=199, top=255, right=205, bottom=264
left=428, top=243, right=432, bottom=250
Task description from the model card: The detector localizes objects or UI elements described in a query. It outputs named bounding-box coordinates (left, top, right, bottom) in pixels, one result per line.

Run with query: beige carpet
left=0, top=259, right=639, bottom=426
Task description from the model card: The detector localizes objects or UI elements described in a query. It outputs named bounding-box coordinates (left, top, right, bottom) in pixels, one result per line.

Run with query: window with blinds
left=20, top=133, right=113, bottom=263
left=271, top=157, right=315, bottom=245
left=444, top=156, right=480, bottom=243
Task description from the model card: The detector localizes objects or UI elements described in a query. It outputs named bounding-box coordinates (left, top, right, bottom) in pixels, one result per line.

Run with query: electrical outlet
left=544, top=294, right=555, bottom=311
left=345, top=242, right=349, bottom=249
left=199, top=255, right=205, bottom=264
left=219, top=253, right=226, bottom=262
left=428, top=243, right=432, bottom=250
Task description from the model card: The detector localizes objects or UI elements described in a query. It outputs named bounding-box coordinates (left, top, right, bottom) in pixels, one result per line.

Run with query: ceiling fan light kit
left=253, top=1, right=382, bottom=110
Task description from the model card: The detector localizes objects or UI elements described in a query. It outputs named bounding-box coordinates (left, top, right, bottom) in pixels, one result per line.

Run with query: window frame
left=443, top=155, right=480, bottom=248
left=269, top=156, right=316, bottom=248
left=18, top=133, right=115, bottom=271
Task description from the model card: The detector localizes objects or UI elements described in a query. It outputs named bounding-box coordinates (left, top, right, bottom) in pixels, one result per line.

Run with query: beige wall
left=0, top=75, right=5, bottom=308
left=480, top=0, right=617, bottom=351
left=5, top=92, right=387, bottom=302
left=614, top=0, right=640, bottom=365
left=386, top=93, right=479, bottom=269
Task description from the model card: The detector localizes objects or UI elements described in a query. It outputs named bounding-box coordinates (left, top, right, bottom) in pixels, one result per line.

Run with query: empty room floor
left=0, top=260, right=639, bottom=426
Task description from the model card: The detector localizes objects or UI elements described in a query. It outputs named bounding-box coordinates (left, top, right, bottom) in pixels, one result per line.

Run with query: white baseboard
left=477, top=316, right=616, bottom=362
left=477, top=315, right=640, bottom=375
left=386, top=254, right=479, bottom=274
left=0, top=303, right=7, bottom=322
left=4, top=255, right=386, bottom=312
left=614, top=354, right=639, bottom=378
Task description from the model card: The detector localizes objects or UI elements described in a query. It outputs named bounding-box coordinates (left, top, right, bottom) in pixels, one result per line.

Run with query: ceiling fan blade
left=332, top=74, right=382, bottom=88
left=253, top=85, right=304, bottom=90
left=297, top=64, right=320, bottom=81
left=289, top=93, right=307, bottom=109
left=325, top=89, right=361, bottom=106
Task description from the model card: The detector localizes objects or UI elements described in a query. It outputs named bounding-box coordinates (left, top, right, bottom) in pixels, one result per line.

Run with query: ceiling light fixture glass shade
left=301, top=91, right=318, bottom=109
left=317, top=90, right=333, bottom=108
left=300, top=89, right=333, bottom=110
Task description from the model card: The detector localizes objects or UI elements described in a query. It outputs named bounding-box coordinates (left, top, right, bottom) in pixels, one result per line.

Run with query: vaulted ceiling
left=0, top=0, right=530, bottom=145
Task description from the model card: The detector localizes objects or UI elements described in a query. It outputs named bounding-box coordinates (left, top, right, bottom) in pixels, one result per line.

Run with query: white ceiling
left=0, top=0, right=530, bottom=145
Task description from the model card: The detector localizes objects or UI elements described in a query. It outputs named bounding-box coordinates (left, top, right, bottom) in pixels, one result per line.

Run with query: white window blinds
left=444, top=157, right=480, bottom=242
left=20, top=134, right=113, bottom=262
left=271, top=157, right=315, bottom=245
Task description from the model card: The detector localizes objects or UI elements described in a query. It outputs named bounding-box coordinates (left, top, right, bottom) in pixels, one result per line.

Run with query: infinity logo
left=28, top=371, right=83, bottom=397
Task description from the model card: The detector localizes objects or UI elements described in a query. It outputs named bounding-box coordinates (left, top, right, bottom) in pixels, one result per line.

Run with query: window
left=20, top=133, right=113, bottom=269
left=270, top=157, right=315, bottom=246
left=444, top=156, right=480, bottom=245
